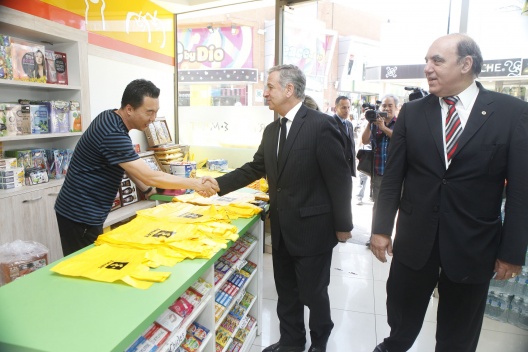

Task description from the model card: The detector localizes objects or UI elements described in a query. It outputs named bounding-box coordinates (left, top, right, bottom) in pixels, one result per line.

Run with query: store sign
left=481, top=59, right=522, bottom=77
left=178, top=69, right=258, bottom=83
left=370, top=58, right=528, bottom=80
left=177, top=26, right=253, bottom=69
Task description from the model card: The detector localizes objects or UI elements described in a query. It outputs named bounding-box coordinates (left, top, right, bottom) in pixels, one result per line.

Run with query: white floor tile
left=331, top=249, right=373, bottom=280
left=328, top=276, right=375, bottom=313
left=476, top=329, right=528, bottom=352
left=256, top=240, right=528, bottom=352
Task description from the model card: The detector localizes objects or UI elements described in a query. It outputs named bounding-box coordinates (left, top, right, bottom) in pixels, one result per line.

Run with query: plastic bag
left=0, top=240, right=49, bottom=285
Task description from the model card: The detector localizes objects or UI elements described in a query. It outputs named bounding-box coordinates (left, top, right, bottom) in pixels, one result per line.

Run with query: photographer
left=361, top=94, right=398, bottom=238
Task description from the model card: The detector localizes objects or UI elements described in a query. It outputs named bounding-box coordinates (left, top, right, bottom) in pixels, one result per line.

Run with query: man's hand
left=195, top=176, right=219, bottom=197
left=336, top=231, right=352, bottom=243
left=493, top=259, right=522, bottom=281
left=370, top=234, right=393, bottom=263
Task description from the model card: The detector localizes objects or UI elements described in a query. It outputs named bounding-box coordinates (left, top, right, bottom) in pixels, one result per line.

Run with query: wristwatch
left=141, top=186, right=153, bottom=195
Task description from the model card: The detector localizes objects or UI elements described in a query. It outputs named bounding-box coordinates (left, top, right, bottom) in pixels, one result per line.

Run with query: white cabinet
left=0, top=6, right=90, bottom=255
left=0, top=180, right=64, bottom=262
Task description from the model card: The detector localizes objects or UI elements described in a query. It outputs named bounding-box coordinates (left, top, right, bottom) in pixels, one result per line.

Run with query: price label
left=235, top=288, right=246, bottom=305
left=168, top=328, right=186, bottom=351
left=238, top=315, right=250, bottom=330
left=234, top=259, right=247, bottom=272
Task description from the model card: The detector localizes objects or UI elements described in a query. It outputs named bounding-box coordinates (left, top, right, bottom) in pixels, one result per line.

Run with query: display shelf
left=214, top=240, right=258, bottom=290
left=220, top=295, right=257, bottom=352
left=239, top=323, right=258, bottom=352
left=158, top=295, right=212, bottom=352
left=0, top=132, right=82, bottom=142
left=215, top=270, right=258, bottom=330
left=0, top=178, right=64, bottom=199
left=0, top=215, right=261, bottom=352
left=0, top=79, right=82, bottom=90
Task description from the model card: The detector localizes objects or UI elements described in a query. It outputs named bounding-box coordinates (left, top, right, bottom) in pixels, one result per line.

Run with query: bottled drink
left=496, top=293, right=508, bottom=322
left=508, top=296, right=523, bottom=326
left=485, top=291, right=496, bottom=317
left=517, top=302, right=528, bottom=329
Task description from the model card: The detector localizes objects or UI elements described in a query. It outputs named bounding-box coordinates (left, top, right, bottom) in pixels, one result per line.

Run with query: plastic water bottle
left=496, top=293, right=509, bottom=322
left=508, top=296, right=523, bottom=326
left=485, top=291, right=496, bottom=318
left=517, top=301, right=528, bottom=329
left=503, top=276, right=518, bottom=295
left=515, top=269, right=528, bottom=298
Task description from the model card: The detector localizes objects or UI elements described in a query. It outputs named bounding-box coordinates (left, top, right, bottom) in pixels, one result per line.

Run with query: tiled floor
left=251, top=179, right=528, bottom=352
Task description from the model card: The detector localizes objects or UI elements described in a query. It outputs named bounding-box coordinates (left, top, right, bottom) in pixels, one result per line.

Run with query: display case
left=0, top=214, right=263, bottom=352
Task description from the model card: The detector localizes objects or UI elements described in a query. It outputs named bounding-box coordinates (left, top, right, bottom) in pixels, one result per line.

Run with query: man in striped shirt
left=55, top=79, right=218, bottom=256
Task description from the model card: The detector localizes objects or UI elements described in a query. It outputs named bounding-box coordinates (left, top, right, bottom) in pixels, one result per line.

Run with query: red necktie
left=443, top=96, right=462, bottom=161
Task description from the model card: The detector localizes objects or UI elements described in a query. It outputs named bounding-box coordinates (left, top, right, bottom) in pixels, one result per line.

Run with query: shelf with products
left=0, top=212, right=263, bottom=352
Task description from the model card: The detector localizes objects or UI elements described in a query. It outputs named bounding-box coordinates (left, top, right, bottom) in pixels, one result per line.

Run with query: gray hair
left=268, top=64, right=306, bottom=100
left=455, top=34, right=483, bottom=77
left=381, top=93, right=399, bottom=106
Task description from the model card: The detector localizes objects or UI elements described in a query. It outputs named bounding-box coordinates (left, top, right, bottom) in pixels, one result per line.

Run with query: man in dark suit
left=371, top=33, right=528, bottom=352
left=213, top=64, right=353, bottom=352
left=333, top=96, right=357, bottom=177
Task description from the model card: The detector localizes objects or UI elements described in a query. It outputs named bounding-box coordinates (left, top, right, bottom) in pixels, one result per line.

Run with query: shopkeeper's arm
left=119, top=159, right=219, bottom=197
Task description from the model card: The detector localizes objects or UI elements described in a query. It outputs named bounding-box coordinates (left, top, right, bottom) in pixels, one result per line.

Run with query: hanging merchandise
left=51, top=244, right=171, bottom=289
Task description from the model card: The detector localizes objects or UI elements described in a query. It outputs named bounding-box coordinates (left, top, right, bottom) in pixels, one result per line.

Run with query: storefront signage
left=177, top=26, right=253, bottom=69
left=481, top=59, right=522, bottom=77
left=178, top=69, right=258, bottom=83
left=368, top=58, right=528, bottom=80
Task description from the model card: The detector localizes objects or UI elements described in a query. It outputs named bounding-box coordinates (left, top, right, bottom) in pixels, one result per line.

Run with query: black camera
left=405, top=86, right=429, bottom=101
left=362, top=101, right=387, bottom=123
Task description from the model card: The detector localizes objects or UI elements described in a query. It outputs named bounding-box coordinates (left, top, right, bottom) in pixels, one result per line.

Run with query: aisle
left=250, top=179, right=528, bottom=352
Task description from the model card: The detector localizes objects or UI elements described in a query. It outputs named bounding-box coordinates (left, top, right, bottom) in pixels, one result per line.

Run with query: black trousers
left=56, top=212, right=103, bottom=256
left=383, top=237, right=490, bottom=352
left=272, top=237, right=333, bottom=348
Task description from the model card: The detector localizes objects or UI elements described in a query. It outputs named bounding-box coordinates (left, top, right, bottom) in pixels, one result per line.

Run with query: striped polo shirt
left=55, top=109, right=140, bottom=225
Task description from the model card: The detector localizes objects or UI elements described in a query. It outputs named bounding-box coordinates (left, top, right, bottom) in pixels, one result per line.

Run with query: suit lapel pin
left=482, top=111, right=487, bottom=116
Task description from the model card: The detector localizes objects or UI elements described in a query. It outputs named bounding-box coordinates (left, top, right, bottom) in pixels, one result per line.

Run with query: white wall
left=87, top=45, right=175, bottom=153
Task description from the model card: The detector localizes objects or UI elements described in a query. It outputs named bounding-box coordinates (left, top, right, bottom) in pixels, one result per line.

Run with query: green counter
left=0, top=214, right=259, bottom=352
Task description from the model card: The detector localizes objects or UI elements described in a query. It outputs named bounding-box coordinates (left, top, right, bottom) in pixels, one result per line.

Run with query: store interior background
left=31, top=0, right=526, bottom=169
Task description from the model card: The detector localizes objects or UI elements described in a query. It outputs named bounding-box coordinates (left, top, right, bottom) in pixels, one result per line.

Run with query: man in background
left=213, top=65, right=353, bottom=352
left=55, top=79, right=218, bottom=256
left=361, top=94, right=398, bottom=235
left=334, top=96, right=357, bottom=178
left=371, top=34, right=528, bottom=352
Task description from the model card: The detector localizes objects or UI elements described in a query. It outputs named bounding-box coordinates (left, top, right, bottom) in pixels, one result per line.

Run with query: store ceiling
left=152, top=0, right=264, bottom=14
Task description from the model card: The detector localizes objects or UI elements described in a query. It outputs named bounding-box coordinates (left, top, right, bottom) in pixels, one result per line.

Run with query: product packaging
left=10, top=37, right=46, bottom=83
left=0, top=240, right=49, bottom=286
left=69, top=101, right=82, bottom=132
left=30, top=104, right=49, bottom=134
left=48, top=100, right=70, bottom=133
left=0, top=34, right=13, bottom=80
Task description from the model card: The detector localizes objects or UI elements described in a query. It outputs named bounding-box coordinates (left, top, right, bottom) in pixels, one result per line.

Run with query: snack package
left=186, top=321, right=209, bottom=342
left=169, top=296, right=194, bottom=318
left=0, top=240, right=49, bottom=286
left=48, top=100, right=69, bottom=133
left=69, top=101, right=82, bottom=132
left=0, top=34, right=13, bottom=80
left=30, top=104, right=49, bottom=134
left=53, top=51, right=68, bottom=85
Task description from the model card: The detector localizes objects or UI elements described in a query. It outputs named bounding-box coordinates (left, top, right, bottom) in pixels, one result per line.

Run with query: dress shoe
left=308, top=345, right=326, bottom=352
left=373, top=342, right=389, bottom=352
left=262, top=341, right=304, bottom=352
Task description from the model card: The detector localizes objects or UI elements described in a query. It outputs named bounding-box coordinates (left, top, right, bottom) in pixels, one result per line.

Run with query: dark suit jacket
left=333, top=115, right=357, bottom=177
left=217, top=104, right=353, bottom=256
left=373, top=82, right=528, bottom=284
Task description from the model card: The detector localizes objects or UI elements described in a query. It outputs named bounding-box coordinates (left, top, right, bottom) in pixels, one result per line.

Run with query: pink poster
left=177, top=26, right=253, bottom=69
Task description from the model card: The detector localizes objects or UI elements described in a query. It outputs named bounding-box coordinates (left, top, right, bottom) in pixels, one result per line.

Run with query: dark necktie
left=443, top=96, right=462, bottom=161
left=343, top=120, right=349, bottom=136
left=278, top=117, right=288, bottom=162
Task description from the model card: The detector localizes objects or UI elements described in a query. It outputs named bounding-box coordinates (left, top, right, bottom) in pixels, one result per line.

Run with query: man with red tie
left=371, top=34, right=528, bottom=352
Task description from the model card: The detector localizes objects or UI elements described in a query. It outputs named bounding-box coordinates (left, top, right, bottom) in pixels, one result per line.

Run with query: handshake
left=195, top=176, right=220, bottom=197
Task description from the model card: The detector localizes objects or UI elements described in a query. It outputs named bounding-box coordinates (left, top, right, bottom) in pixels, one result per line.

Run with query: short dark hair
left=335, top=96, right=350, bottom=106
left=456, top=34, right=483, bottom=77
left=121, top=79, right=160, bottom=109
left=268, top=64, right=306, bottom=100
